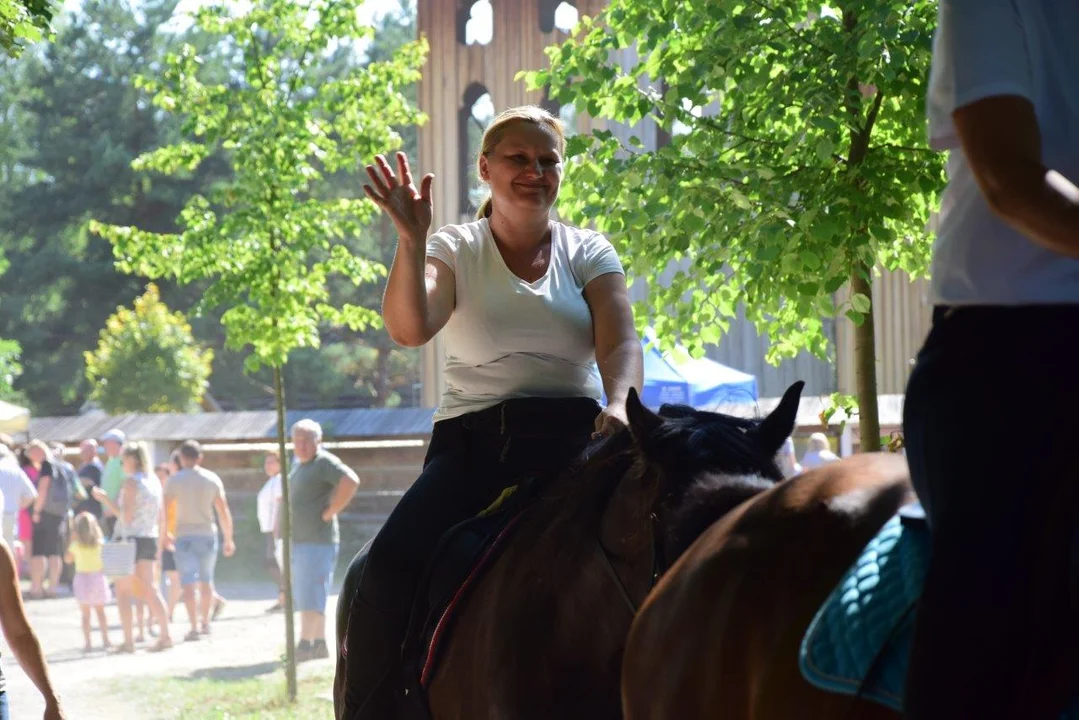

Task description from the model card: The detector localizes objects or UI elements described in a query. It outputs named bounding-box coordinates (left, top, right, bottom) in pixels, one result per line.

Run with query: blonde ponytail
left=475, top=196, right=493, bottom=220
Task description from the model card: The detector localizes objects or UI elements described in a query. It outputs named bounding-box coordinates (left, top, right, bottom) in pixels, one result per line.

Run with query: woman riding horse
left=339, top=105, right=644, bottom=719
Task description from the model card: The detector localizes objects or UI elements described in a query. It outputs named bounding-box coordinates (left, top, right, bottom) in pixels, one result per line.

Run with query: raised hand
left=362, top=152, right=434, bottom=244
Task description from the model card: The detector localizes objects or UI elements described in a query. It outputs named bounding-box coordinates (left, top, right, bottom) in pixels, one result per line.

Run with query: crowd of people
left=0, top=415, right=361, bottom=716
left=0, top=431, right=240, bottom=654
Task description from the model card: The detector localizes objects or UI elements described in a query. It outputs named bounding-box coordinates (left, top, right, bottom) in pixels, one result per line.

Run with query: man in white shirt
left=256, top=450, right=284, bottom=613
left=0, top=442, right=36, bottom=547
left=904, top=2, right=1079, bottom=717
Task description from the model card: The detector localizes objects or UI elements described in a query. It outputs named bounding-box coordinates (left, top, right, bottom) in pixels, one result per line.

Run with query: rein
left=594, top=517, right=663, bottom=615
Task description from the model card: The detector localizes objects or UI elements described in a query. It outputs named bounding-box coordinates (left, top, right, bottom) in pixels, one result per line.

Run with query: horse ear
left=624, top=387, right=661, bottom=445
left=755, top=381, right=804, bottom=456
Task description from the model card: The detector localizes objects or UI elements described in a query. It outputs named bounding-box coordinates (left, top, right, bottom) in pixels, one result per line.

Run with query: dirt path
left=0, top=582, right=338, bottom=719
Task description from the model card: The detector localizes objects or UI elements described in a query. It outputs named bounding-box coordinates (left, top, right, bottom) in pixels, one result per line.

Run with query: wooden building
left=31, top=407, right=435, bottom=523
left=415, top=0, right=932, bottom=405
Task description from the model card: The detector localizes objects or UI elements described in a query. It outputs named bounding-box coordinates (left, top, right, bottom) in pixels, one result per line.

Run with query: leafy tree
left=0, top=0, right=57, bottom=57
left=322, top=0, right=421, bottom=408
left=0, top=0, right=422, bottom=414
left=0, top=250, right=23, bottom=401
left=91, top=0, right=426, bottom=697
left=529, top=1, right=945, bottom=450
left=0, top=0, right=230, bottom=415
left=0, top=60, right=26, bottom=402
left=84, top=283, right=213, bottom=413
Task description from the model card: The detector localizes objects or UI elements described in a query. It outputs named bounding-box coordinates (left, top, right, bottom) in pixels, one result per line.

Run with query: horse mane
left=651, top=403, right=784, bottom=561
left=663, top=472, right=775, bottom=558
left=514, top=429, right=639, bottom=565
left=516, top=403, right=783, bottom=570
left=531, top=429, right=638, bottom=519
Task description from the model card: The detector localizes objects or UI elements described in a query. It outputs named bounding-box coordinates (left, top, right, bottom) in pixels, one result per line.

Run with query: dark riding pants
left=904, top=305, right=1079, bottom=719
left=341, top=396, right=600, bottom=719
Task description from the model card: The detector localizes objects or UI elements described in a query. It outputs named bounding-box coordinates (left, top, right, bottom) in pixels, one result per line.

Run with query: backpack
left=42, top=460, right=76, bottom=517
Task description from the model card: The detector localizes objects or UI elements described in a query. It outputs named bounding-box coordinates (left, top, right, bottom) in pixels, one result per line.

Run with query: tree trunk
left=373, top=341, right=391, bottom=406
left=850, top=264, right=881, bottom=452
left=274, top=365, right=298, bottom=700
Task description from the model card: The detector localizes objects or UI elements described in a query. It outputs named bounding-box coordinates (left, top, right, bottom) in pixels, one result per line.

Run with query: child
left=65, top=512, right=111, bottom=651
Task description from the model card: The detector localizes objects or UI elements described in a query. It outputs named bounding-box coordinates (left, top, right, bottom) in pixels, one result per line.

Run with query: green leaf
left=816, top=137, right=836, bottom=163
left=851, top=292, right=872, bottom=313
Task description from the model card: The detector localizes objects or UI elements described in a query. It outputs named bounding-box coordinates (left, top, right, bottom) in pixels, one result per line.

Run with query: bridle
left=595, top=513, right=665, bottom=615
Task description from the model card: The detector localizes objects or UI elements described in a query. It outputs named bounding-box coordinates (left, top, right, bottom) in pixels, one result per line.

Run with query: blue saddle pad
left=801, top=506, right=1079, bottom=717
left=799, top=507, right=931, bottom=712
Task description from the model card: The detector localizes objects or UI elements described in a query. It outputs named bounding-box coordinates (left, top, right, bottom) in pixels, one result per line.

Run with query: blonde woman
left=800, top=432, right=839, bottom=470
left=342, top=105, right=643, bottom=716
left=91, top=443, right=172, bottom=653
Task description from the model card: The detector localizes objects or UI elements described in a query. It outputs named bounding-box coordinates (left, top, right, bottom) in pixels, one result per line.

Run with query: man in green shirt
left=287, top=419, right=359, bottom=661
left=98, top=428, right=127, bottom=538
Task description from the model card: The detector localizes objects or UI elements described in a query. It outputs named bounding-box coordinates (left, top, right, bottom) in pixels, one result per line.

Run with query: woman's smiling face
left=479, top=120, right=564, bottom=215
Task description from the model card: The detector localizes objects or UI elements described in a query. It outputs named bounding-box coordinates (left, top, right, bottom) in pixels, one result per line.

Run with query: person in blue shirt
left=904, top=2, right=1079, bottom=717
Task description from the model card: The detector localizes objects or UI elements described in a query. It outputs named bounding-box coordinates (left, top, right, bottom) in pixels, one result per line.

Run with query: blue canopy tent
left=635, top=332, right=758, bottom=408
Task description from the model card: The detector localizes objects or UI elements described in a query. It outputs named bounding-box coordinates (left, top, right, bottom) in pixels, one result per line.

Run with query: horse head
left=597, top=381, right=804, bottom=606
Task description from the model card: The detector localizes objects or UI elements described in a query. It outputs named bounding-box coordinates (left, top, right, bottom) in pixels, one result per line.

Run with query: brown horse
left=335, top=383, right=806, bottom=720
left=621, top=452, right=914, bottom=720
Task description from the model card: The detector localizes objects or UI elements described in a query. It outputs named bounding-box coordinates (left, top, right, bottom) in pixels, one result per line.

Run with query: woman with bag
left=91, top=443, right=172, bottom=653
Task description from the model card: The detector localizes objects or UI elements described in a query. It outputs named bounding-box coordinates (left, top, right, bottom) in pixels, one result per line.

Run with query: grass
left=115, top=666, right=336, bottom=719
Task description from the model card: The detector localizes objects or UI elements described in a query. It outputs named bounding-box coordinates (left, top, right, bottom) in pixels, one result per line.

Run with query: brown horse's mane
left=516, top=403, right=784, bottom=571
left=517, top=428, right=639, bottom=557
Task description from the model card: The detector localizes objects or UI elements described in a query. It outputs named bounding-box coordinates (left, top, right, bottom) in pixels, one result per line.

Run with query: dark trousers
left=341, top=396, right=600, bottom=719
left=903, top=305, right=1079, bottom=719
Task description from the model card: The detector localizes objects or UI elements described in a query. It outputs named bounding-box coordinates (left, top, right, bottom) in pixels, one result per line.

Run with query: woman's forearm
left=382, top=237, right=432, bottom=347
left=9, top=627, right=60, bottom=706
left=97, top=494, right=120, bottom=518
left=324, top=477, right=360, bottom=520
left=986, top=164, right=1079, bottom=259
left=597, top=339, right=644, bottom=406
left=0, top=542, right=60, bottom=710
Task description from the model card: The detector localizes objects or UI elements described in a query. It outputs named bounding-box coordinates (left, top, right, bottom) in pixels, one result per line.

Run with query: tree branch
left=878, top=142, right=934, bottom=155
left=745, top=0, right=835, bottom=58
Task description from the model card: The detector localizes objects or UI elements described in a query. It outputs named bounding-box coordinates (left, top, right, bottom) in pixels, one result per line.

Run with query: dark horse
left=335, top=382, right=806, bottom=720
left=621, top=452, right=915, bottom=720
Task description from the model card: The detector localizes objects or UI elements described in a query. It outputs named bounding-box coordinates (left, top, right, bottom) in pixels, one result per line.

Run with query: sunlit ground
left=2, top=582, right=338, bottom=719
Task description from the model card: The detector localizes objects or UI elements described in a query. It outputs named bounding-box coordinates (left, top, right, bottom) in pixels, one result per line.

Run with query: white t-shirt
left=427, top=218, right=625, bottom=422
left=0, top=457, right=34, bottom=517
left=256, top=474, right=282, bottom=534
left=801, top=449, right=839, bottom=471
left=926, top=0, right=1079, bottom=305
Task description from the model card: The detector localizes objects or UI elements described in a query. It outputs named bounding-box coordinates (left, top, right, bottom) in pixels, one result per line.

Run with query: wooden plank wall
left=834, top=267, right=933, bottom=395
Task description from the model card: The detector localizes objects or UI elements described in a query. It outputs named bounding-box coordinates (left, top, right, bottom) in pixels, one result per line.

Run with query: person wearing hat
left=98, top=429, right=126, bottom=539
